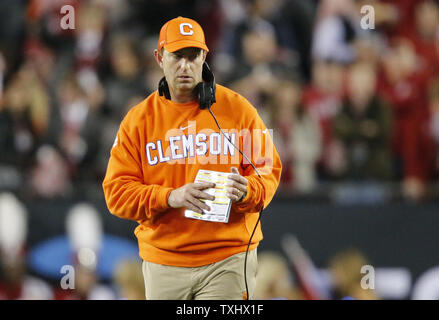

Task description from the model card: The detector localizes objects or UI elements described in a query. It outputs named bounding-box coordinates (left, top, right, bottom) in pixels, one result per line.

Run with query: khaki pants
left=142, top=249, right=257, bottom=300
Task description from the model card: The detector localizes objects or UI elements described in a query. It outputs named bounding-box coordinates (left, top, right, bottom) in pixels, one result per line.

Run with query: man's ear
left=154, top=49, right=163, bottom=69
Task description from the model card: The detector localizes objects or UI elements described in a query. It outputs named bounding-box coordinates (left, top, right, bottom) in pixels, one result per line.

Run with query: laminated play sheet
left=184, top=169, right=232, bottom=223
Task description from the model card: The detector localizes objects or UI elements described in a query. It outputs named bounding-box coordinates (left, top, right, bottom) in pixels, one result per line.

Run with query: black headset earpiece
left=196, top=62, right=216, bottom=110
left=158, top=76, right=171, bottom=99
left=157, top=62, right=216, bottom=110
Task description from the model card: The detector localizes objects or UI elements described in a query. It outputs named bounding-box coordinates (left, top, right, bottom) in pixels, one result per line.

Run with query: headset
left=158, top=62, right=264, bottom=300
left=158, top=62, right=216, bottom=109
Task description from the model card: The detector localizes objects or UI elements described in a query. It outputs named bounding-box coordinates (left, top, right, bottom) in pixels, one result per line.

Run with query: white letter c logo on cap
left=179, top=23, right=194, bottom=36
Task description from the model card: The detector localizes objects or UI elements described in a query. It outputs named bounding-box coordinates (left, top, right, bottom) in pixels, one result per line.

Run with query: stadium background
left=0, top=0, right=438, bottom=299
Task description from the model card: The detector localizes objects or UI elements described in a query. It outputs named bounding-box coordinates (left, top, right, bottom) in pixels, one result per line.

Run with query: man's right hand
left=168, top=182, right=216, bottom=214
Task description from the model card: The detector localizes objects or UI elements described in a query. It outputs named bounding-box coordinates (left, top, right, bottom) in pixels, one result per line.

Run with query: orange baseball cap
left=158, top=16, right=209, bottom=53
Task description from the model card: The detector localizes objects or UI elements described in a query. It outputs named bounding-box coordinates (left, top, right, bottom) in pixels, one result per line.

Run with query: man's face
left=157, top=47, right=206, bottom=96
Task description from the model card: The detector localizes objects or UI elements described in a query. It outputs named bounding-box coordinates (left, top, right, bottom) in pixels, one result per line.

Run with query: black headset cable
left=207, top=106, right=264, bottom=300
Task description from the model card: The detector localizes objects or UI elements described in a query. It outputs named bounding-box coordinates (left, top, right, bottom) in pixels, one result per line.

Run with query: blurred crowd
left=0, top=0, right=439, bottom=203
left=1, top=0, right=437, bottom=301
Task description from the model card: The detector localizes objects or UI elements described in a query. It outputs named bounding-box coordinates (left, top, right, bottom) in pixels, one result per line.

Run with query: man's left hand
left=226, top=167, right=248, bottom=203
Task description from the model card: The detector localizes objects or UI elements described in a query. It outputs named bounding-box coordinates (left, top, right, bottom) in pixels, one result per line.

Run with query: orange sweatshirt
left=102, top=84, right=282, bottom=267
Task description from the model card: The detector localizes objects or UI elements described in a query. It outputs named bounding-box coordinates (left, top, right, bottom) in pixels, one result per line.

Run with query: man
left=102, top=16, right=282, bottom=300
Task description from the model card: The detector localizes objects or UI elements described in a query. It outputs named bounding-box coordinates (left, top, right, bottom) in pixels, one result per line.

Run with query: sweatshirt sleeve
left=233, top=104, right=282, bottom=214
left=102, top=119, right=173, bottom=222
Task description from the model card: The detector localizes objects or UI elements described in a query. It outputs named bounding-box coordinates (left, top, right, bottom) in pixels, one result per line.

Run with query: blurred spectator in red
left=333, top=62, right=393, bottom=181
left=0, top=193, right=53, bottom=299
left=271, top=80, right=322, bottom=192
left=377, top=0, right=436, bottom=40
left=303, top=60, right=344, bottom=178
left=371, top=0, right=413, bottom=36
left=378, top=39, right=436, bottom=201
left=400, top=0, right=439, bottom=74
